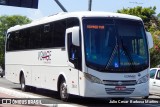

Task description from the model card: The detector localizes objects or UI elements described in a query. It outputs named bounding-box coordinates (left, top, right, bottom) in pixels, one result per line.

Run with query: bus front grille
left=103, top=80, right=137, bottom=86
left=105, top=88, right=135, bottom=95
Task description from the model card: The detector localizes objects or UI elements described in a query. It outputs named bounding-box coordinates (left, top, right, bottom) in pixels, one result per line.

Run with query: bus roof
left=7, top=11, right=142, bottom=33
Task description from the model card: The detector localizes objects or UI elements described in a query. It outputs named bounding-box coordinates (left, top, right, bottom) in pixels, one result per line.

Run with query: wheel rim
left=60, top=82, right=68, bottom=100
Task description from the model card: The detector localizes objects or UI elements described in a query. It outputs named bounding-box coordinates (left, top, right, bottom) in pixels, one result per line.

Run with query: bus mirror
left=72, top=26, right=80, bottom=47
left=146, top=32, right=153, bottom=49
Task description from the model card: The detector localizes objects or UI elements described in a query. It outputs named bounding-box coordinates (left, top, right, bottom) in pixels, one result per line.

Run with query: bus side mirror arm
left=146, top=32, right=153, bottom=49
left=72, top=26, right=80, bottom=47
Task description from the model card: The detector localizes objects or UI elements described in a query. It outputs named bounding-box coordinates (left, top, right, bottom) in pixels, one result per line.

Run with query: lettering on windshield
left=87, top=25, right=104, bottom=29
left=120, top=62, right=139, bottom=66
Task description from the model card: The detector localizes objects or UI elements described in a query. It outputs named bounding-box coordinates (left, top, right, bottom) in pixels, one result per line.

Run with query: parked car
left=0, top=66, right=4, bottom=77
left=149, top=68, right=160, bottom=95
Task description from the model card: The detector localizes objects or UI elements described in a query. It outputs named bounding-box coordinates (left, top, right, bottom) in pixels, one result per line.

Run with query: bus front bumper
left=82, top=81, right=149, bottom=98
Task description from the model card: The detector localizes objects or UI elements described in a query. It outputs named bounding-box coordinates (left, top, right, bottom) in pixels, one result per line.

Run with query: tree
left=0, top=15, right=31, bottom=69
left=150, top=31, right=160, bottom=67
left=158, top=13, right=160, bottom=20
left=117, top=6, right=160, bottom=32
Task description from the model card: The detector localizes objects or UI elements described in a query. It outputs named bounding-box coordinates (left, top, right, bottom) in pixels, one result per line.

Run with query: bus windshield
left=83, top=18, right=149, bottom=72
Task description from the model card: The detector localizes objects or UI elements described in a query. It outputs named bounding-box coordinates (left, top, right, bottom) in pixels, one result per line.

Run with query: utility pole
left=88, top=0, right=92, bottom=11
left=54, top=0, right=67, bottom=12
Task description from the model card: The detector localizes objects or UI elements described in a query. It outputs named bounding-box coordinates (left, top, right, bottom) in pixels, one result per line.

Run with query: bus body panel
left=83, top=80, right=149, bottom=98
left=80, top=68, right=149, bottom=97
left=5, top=48, right=80, bottom=94
left=6, top=49, right=68, bottom=88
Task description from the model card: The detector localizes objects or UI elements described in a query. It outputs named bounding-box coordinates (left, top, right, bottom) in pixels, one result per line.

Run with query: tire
left=59, top=80, right=69, bottom=101
left=0, top=75, right=3, bottom=78
left=20, top=74, right=28, bottom=92
left=30, top=87, right=36, bottom=92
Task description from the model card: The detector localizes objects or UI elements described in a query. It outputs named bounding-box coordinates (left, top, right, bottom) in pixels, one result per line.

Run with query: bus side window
left=67, top=33, right=73, bottom=61
left=42, top=24, right=53, bottom=48
left=67, top=18, right=79, bottom=29
left=9, top=31, right=19, bottom=51
left=67, top=33, right=77, bottom=64
left=53, top=20, right=66, bottom=47
left=29, top=26, right=41, bottom=49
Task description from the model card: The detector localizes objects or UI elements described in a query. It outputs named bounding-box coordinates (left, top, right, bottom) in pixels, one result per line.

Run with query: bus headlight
left=84, top=73, right=103, bottom=84
left=137, top=74, right=149, bottom=84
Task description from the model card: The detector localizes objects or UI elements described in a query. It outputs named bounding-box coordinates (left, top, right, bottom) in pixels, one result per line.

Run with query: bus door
left=66, top=27, right=81, bottom=95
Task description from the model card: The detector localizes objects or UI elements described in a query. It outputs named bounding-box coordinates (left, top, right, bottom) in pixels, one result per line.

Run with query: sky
left=0, top=0, right=160, bottom=20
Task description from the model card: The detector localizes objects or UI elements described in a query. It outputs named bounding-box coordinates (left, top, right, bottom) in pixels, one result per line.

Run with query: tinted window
left=6, top=18, right=80, bottom=51
left=41, top=24, right=53, bottom=48
left=6, top=33, right=12, bottom=51
left=67, top=18, right=79, bottom=28
left=53, top=20, right=66, bottom=47
left=29, top=26, right=41, bottom=49
left=7, top=31, right=20, bottom=51
left=19, top=30, right=29, bottom=50
left=150, top=69, right=157, bottom=79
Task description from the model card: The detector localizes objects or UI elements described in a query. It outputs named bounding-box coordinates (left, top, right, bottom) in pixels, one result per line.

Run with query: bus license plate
left=115, top=86, right=126, bottom=91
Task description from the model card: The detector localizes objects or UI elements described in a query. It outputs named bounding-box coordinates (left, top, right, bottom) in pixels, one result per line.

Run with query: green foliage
left=0, top=15, right=31, bottom=36
left=0, top=15, right=31, bottom=69
left=150, top=31, right=160, bottom=67
left=158, top=13, right=160, bottom=21
left=117, top=6, right=160, bottom=32
left=117, top=6, right=156, bottom=22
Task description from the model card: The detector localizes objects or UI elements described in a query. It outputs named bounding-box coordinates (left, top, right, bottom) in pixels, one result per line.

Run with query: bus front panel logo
left=124, top=75, right=136, bottom=79
left=117, top=81, right=123, bottom=85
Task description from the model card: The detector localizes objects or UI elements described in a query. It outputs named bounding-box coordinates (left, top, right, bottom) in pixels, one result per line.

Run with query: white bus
left=5, top=11, right=153, bottom=101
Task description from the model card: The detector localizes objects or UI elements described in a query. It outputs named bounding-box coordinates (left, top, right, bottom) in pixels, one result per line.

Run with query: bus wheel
left=20, top=74, right=28, bottom=92
left=60, top=80, right=69, bottom=101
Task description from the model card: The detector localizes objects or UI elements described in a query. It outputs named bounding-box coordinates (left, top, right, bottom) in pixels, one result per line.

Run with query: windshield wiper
left=120, top=39, right=135, bottom=71
left=105, top=37, right=118, bottom=70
